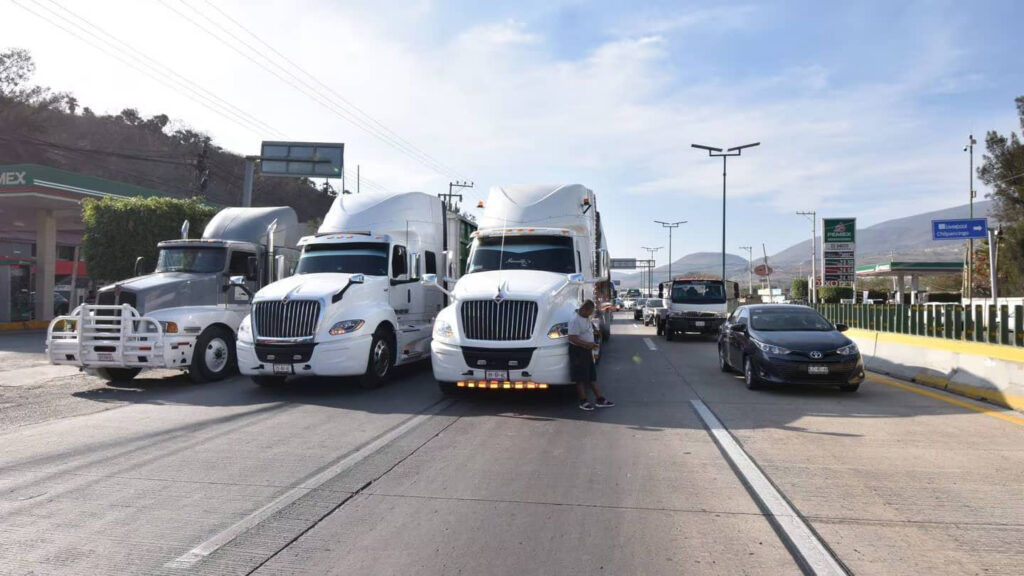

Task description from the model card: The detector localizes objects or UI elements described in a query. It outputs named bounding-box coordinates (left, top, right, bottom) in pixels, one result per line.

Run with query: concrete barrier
left=846, top=328, right=1024, bottom=411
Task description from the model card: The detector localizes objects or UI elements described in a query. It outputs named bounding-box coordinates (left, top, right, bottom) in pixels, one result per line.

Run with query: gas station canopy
left=856, top=261, right=963, bottom=277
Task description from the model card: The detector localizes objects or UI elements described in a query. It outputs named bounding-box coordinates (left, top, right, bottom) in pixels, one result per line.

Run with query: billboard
left=822, top=218, right=856, bottom=287
left=259, top=141, right=344, bottom=178
left=610, top=258, right=637, bottom=269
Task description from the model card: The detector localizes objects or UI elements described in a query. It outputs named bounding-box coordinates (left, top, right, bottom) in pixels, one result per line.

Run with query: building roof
left=0, top=163, right=170, bottom=200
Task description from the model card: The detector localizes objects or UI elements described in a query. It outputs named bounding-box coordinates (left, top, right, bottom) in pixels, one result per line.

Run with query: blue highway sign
left=932, top=218, right=988, bottom=240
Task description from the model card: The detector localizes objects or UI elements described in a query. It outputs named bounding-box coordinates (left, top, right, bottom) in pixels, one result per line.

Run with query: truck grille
left=253, top=300, right=321, bottom=339
left=461, top=300, right=538, bottom=341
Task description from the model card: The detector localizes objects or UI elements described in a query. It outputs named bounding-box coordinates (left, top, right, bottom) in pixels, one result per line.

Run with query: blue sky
left=5, top=0, right=1024, bottom=270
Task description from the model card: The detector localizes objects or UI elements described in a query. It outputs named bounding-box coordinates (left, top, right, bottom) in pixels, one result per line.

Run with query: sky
left=3, top=0, right=1023, bottom=265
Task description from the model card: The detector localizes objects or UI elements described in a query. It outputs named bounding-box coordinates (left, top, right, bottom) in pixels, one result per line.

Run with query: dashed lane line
left=643, top=337, right=657, bottom=351
left=165, top=398, right=458, bottom=569
left=691, top=399, right=848, bottom=576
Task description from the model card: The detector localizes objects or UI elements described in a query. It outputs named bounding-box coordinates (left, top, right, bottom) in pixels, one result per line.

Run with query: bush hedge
left=818, top=286, right=854, bottom=303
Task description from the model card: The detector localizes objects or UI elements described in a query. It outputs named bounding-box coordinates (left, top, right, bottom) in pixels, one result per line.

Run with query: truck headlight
left=547, top=322, right=568, bottom=339
left=434, top=320, right=453, bottom=339
left=329, top=320, right=365, bottom=335
left=160, top=321, right=178, bottom=334
left=752, top=339, right=792, bottom=355
left=836, top=343, right=858, bottom=356
left=237, top=318, right=253, bottom=342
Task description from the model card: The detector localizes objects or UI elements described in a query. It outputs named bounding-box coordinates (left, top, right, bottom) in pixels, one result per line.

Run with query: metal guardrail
left=813, top=303, right=1023, bottom=347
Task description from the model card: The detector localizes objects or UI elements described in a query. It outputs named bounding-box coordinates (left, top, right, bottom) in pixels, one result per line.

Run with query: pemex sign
left=821, top=218, right=856, bottom=287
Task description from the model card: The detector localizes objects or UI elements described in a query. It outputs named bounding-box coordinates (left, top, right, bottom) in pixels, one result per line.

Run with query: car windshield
left=637, top=299, right=648, bottom=307
left=672, top=281, right=725, bottom=304
left=296, top=242, right=389, bottom=276
left=155, top=247, right=226, bottom=273
left=648, top=299, right=665, bottom=308
left=467, top=235, right=575, bottom=274
left=750, top=308, right=835, bottom=331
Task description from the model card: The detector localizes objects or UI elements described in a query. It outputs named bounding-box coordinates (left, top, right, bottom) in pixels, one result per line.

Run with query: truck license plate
left=695, top=321, right=706, bottom=327
left=98, top=352, right=114, bottom=362
left=485, top=370, right=508, bottom=381
left=273, top=364, right=294, bottom=375
left=808, top=365, right=829, bottom=375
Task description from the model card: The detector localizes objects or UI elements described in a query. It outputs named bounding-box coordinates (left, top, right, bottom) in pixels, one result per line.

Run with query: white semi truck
left=237, top=191, right=471, bottom=388
left=426, top=184, right=613, bottom=394
left=46, top=206, right=300, bottom=383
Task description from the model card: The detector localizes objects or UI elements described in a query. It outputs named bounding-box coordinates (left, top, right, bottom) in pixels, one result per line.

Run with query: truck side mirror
left=422, top=273, right=438, bottom=285
left=350, top=274, right=365, bottom=284
left=567, top=273, right=585, bottom=284
left=229, top=275, right=254, bottom=300
left=421, top=273, right=454, bottom=298
left=246, top=256, right=259, bottom=282
left=134, top=256, right=147, bottom=276
left=409, top=252, right=421, bottom=281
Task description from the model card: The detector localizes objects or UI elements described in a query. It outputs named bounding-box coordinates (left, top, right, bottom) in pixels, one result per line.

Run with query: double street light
left=692, top=142, right=760, bottom=285
left=654, top=220, right=686, bottom=285
left=641, top=246, right=662, bottom=296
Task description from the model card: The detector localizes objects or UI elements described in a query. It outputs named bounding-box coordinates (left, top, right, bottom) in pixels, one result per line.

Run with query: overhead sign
left=260, top=141, right=344, bottom=178
left=932, top=218, right=988, bottom=240
left=822, top=217, right=856, bottom=287
left=753, top=264, right=773, bottom=277
left=610, top=258, right=637, bottom=270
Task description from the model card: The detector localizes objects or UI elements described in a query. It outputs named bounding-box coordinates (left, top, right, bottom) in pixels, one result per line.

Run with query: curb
left=0, top=320, right=50, bottom=332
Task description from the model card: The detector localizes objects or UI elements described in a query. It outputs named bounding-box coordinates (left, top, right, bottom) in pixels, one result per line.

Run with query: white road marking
left=690, top=399, right=846, bottom=576
left=165, top=398, right=457, bottom=569
left=643, top=337, right=657, bottom=351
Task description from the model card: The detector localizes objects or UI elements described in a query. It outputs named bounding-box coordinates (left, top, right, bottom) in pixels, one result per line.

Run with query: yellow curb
left=847, top=328, right=1024, bottom=364
left=869, top=372, right=1024, bottom=427
left=0, top=320, right=50, bottom=331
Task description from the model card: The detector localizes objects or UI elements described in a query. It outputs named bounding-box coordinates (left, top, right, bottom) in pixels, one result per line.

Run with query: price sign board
left=822, top=218, right=856, bottom=287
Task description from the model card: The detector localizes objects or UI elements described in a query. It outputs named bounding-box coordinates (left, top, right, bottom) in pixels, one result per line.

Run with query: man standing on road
left=568, top=300, right=615, bottom=411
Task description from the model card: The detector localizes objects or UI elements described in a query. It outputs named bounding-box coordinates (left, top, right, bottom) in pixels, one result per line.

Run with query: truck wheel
left=252, top=375, right=287, bottom=387
left=189, top=326, right=236, bottom=383
left=359, top=327, right=394, bottom=389
left=438, top=381, right=459, bottom=395
left=95, top=367, right=141, bottom=383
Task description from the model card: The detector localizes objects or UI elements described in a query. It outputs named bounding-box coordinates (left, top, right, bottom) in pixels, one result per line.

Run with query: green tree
left=978, top=96, right=1024, bottom=295
left=82, top=196, right=217, bottom=283
left=0, top=48, right=35, bottom=96
left=790, top=277, right=808, bottom=300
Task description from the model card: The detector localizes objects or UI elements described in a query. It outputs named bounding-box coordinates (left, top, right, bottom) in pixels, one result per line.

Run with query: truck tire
left=95, top=367, right=141, bottom=383
left=189, top=326, right=237, bottom=383
left=359, top=326, right=394, bottom=389
left=438, top=381, right=459, bottom=395
left=252, top=375, right=287, bottom=387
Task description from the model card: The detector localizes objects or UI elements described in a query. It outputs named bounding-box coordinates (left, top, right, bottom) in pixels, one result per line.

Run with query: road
left=1, top=314, right=1022, bottom=575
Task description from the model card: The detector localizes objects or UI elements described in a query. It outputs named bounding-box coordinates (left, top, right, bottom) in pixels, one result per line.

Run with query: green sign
left=823, top=218, right=856, bottom=243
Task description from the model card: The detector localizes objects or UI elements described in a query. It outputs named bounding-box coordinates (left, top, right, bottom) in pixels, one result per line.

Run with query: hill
left=612, top=252, right=748, bottom=289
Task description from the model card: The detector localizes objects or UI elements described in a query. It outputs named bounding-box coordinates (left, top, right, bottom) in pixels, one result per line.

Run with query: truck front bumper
left=665, top=315, right=725, bottom=335
left=238, top=334, right=373, bottom=378
left=431, top=340, right=573, bottom=386
left=46, top=306, right=196, bottom=370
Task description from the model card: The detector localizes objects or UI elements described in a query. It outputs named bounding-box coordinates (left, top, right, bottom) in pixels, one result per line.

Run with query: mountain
left=612, top=252, right=748, bottom=289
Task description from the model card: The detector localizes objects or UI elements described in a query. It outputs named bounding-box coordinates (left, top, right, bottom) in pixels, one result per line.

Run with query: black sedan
left=717, top=304, right=865, bottom=392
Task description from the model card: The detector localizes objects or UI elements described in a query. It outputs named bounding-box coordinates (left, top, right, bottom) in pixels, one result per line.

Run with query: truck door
left=227, top=249, right=258, bottom=309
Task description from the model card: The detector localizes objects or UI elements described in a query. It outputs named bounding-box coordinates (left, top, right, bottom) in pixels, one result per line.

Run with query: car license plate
left=98, top=352, right=114, bottom=362
left=695, top=321, right=706, bottom=327
left=808, top=365, right=829, bottom=375
left=485, top=370, right=508, bottom=381
left=273, top=364, right=294, bottom=375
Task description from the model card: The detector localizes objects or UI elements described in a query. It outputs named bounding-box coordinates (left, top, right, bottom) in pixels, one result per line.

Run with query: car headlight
left=434, top=320, right=453, bottom=339
left=329, top=319, right=365, bottom=335
left=836, top=343, right=858, bottom=355
left=547, top=322, right=568, bottom=339
left=752, top=339, right=792, bottom=355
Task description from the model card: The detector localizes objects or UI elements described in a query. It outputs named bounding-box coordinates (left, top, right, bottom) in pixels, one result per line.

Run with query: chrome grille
left=253, top=300, right=321, bottom=339
left=460, top=300, right=538, bottom=341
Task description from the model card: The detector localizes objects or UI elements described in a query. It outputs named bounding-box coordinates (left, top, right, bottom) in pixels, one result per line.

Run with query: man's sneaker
left=595, top=398, right=615, bottom=408
left=578, top=400, right=595, bottom=411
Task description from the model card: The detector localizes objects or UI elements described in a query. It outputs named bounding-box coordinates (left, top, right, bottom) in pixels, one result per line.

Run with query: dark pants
left=569, top=344, right=597, bottom=384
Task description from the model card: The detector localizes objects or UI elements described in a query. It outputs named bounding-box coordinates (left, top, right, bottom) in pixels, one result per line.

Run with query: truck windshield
left=671, top=281, right=725, bottom=304
left=156, top=247, right=226, bottom=273
left=296, top=242, right=388, bottom=276
left=467, top=235, right=575, bottom=274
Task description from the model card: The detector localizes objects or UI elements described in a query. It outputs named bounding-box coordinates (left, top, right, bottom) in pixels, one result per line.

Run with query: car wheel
left=744, top=357, right=762, bottom=390
left=95, top=367, right=141, bottom=382
left=252, top=375, right=287, bottom=387
left=839, top=383, right=860, bottom=392
left=189, top=326, right=237, bottom=383
left=438, top=381, right=459, bottom=395
left=359, top=327, right=394, bottom=389
left=718, top=344, right=732, bottom=373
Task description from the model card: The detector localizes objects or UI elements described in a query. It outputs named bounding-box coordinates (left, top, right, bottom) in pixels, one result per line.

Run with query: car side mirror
left=729, top=323, right=748, bottom=333
left=134, top=256, right=147, bottom=277
left=835, top=323, right=849, bottom=332
left=246, top=256, right=259, bottom=282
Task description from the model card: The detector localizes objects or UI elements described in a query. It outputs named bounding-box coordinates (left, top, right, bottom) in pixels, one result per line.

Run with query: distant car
left=643, top=298, right=669, bottom=334
left=633, top=299, right=648, bottom=320
left=622, top=298, right=636, bottom=311
left=718, top=304, right=865, bottom=392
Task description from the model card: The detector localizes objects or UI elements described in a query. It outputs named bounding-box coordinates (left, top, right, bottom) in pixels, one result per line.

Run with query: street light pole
left=796, top=210, right=817, bottom=303
left=738, top=245, right=753, bottom=297
left=964, top=135, right=976, bottom=307
left=654, top=221, right=685, bottom=285
left=692, top=142, right=760, bottom=285
left=642, top=246, right=662, bottom=296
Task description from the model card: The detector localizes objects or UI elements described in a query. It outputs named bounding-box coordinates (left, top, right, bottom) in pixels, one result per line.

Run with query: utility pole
left=441, top=181, right=474, bottom=212
left=738, top=245, right=753, bottom=297
left=796, top=210, right=817, bottom=303
left=654, top=221, right=685, bottom=284
left=964, top=135, right=977, bottom=307
left=642, top=246, right=662, bottom=296
left=692, top=142, right=760, bottom=286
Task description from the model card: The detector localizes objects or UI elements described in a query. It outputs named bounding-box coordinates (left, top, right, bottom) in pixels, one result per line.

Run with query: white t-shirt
left=568, top=313, right=595, bottom=344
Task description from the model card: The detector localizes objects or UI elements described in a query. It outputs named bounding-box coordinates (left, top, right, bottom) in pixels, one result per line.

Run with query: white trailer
left=426, top=184, right=613, bottom=394
left=46, top=207, right=300, bottom=383
left=237, top=191, right=468, bottom=388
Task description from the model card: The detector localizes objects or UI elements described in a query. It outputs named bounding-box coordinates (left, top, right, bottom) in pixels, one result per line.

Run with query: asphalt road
left=0, top=314, right=1022, bottom=575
